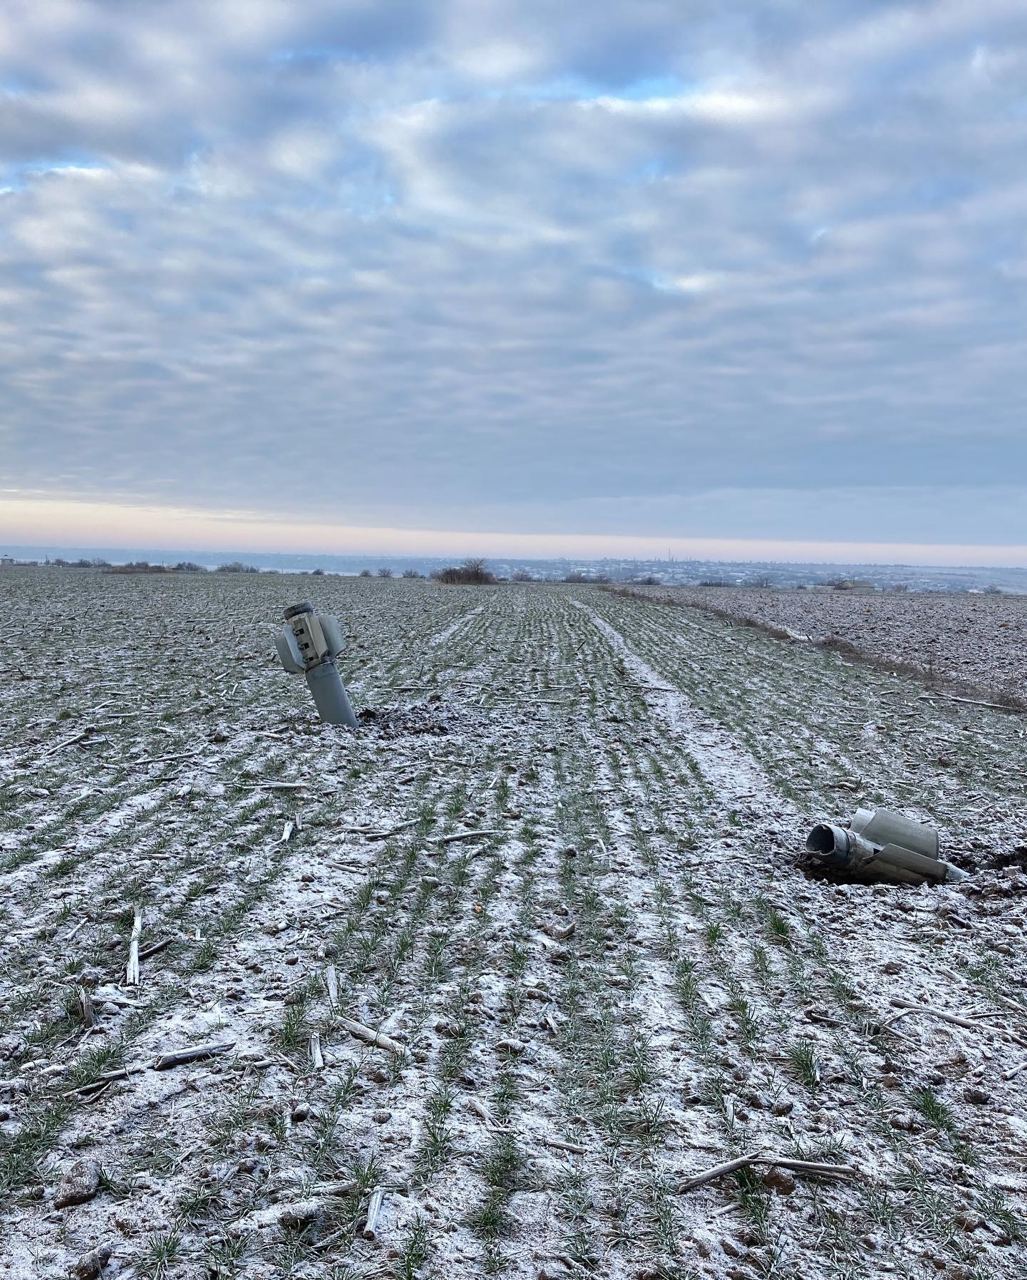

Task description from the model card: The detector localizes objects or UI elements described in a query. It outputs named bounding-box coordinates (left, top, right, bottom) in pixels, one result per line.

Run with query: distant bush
left=359, top=569, right=373, bottom=578
left=377, top=567, right=394, bottom=578
left=216, top=561, right=258, bottom=574
left=511, top=569, right=535, bottom=582
left=311, top=567, right=325, bottom=576
left=173, top=561, right=206, bottom=573
left=631, top=574, right=660, bottom=586
left=562, top=570, right=610, bottom=583
left=431, top=557, right=496, bottom=585
left=401, top=569, right=423, bottom=578
left=106, top=561, right=170, bottom=575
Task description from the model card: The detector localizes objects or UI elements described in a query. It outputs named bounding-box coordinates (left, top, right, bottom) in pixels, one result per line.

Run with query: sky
left=2, top=1, right=1026, bottom=563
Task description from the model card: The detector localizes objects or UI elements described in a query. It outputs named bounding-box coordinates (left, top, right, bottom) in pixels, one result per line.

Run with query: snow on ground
left=0, top=568, right=1025, bottom=1280
left=628, top=585, right=1027, bottom=706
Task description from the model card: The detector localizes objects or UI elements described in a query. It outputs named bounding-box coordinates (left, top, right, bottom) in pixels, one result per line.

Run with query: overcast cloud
left=2, top=1, right=1026, bottom=550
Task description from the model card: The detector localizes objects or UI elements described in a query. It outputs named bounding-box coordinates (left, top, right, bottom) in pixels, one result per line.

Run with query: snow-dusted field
left=627, top=586, right=1027, bottom=705
left=1, top=568, right=1025, bottom=1280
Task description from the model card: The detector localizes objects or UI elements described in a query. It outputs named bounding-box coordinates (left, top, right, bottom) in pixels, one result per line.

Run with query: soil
left=0, top=569, right=1025, bottom=1280
left=626, top=584, right=1027, bottom=706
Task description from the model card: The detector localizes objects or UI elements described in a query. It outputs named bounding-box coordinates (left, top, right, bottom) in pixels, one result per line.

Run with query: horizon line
left=4, top=539, right=1027, bottom=576
left=2, top=495, right=1027, bottom=570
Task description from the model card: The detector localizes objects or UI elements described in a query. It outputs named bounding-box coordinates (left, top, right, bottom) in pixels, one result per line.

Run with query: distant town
left=3, top=546, right=1026, bottom=594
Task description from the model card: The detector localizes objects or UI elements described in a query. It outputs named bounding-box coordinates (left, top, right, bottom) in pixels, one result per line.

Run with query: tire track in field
left=427, top=604, right=484, bottom=649
left=577, top=604, right=801, bottom=828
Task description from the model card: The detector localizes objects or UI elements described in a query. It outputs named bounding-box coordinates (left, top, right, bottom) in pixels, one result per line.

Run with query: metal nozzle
left=805, top=808, right=968, bottom=886
left=806, top=823, right=854, bottom=867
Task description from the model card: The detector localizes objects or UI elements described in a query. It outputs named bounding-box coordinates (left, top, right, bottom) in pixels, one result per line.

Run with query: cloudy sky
left=2, top=1, right=1026, bottom=562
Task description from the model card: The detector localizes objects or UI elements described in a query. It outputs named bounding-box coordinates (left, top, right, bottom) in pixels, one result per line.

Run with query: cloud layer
left=3, top=1, right=1026, bottom=547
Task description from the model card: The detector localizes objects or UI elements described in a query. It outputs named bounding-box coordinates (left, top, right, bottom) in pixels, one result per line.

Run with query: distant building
left=0, top=556, right=14, bottom=567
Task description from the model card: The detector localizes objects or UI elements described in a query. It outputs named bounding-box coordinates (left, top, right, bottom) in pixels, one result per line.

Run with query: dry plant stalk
left=125, top=906, right=142, bottom=986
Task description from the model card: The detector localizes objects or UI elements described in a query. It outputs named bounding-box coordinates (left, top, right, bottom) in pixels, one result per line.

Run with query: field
left=626, top=586, right=1027, bottom=707
left=1, top=568, right=1026, bottom=1280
